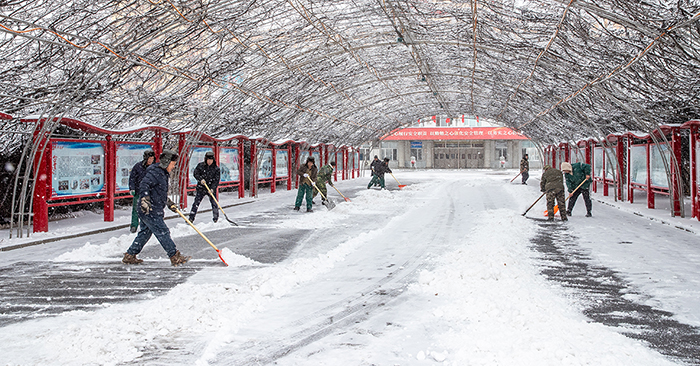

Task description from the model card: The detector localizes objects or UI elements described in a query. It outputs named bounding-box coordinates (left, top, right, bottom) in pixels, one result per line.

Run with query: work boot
left=546, top=216, right=554, bottom=222
left=122, top=253, right=143, bottom=264
left=293, top=206, right=300, bottom=211
left=566, top=210, right=572, bottom=216
left=307, top=208, right=313, bottom=212
left=129, top=226, right=138, bottom=233
left=561, top=216, right=568, bottom=222
left=213, top=217, right=218, bottom=223
left=585, top=212, right=592, bottom=217
left=188, top=215, right=196, bottom=223
left=169, top=250, right=191, bottom=266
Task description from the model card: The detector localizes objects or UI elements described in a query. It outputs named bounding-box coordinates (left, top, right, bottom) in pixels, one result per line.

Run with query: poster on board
left=299, top=151, right=321, bottom=167
left=336, top=152, right=344, bottom=171
left=258, top=149, right=273, bottom=179
left=189, top=147, right=213, bottom=186
left=116, top=143, right=152, bottom=192
left=51, top=141, right=105, bottom=197
left=219, top=147, right=240, bottom=182
left=276, top=150, right=289, bottom=177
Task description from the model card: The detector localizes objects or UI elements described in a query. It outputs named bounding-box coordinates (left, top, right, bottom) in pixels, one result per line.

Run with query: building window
left=381, top=148, right=397, bottom=160
left=410, top=148, right=423, bottom=161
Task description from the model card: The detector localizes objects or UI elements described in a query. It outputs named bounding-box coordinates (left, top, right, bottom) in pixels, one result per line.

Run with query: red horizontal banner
left=382, top=127, right=528, bottom=141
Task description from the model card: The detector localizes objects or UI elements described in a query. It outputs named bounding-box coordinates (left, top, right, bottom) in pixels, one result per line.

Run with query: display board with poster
left=299, top=150, right=321, bottom=167
left=258, top=149, right=273, bottom=179
left=593, top=147, right=603, bottom=179
left=335, top=152, right=344, bottom=171
left=51, top=140, right=105, bottom=197
left=219, top=147, right=240, bottom=182
left=188, top=146, right=213, bottom=186
left=275, top=150, right=289, bottom=178
left=629, top=145, right=648, bottom=185
left=115, top=143, right=153, bottom=192
left=650, top=143, right=671, bottom=188
left=606, top=147, right=617, bottom=179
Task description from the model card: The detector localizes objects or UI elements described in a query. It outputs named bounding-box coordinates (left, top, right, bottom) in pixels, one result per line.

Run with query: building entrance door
left=433, top=146, right=484, bottom=169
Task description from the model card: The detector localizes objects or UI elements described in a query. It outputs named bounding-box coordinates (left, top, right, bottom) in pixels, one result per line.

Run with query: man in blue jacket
left=128, top=150, right=155, bottom=233
left=122, top=149, right=190, bottom=266
left=561, top=161, right=592, bottom=217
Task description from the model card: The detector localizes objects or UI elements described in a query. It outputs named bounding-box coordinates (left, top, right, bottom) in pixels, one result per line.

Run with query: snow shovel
left=509, top=171, right=522, bottom=183
left=389, top=172, right=407, bottom=189
left=522, top=192, right=546, bottom=216
left=543, top=179, right=588, bottom=216
left=331, top=185, right=351, bottom=202
left=202, top=181, right=238, bottom=226
left=311, top=181, right=336, bottom=210
left=174, top=207, right=228, bottom=266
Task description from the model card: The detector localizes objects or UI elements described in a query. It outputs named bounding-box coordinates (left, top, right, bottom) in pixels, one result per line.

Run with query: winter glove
left=200, top=179, right=207, bottom=186
left=140, top=196, right=152, bottom=214
left=130, top=190, right=136, bottom=196
left=303, top=173, right=309, bottom=178
left=167, top=198, right=178, bottom=213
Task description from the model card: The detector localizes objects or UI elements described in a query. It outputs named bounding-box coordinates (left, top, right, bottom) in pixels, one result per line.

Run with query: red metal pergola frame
left=175, top=131, right=247, bottom=208
left=681, top=120, right=700, bottom=220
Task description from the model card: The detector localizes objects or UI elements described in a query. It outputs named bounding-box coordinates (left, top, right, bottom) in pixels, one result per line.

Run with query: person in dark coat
left=123, top=149, right=190, bottom=266
left=540, top=165, right=568, bottom=221
left=561, top=161, right=592, bottom=217
left=295, top=157, right=318, bottom=212
left=369, top=155, right=381, bottom=187
left=189, top=151, right=221, bottom=223
left=520, top=153, right=529, bottom=185
left=128, top=150, right=155, bottom=233
left=367, top=158, right=392, bottom=189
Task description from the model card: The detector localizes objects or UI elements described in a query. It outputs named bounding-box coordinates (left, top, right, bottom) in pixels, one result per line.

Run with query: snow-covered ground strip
left=1, top=170, right=698, bottom=365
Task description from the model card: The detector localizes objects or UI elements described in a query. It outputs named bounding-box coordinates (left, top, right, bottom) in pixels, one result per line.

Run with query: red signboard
left=382, top=127, right=528, bottom=140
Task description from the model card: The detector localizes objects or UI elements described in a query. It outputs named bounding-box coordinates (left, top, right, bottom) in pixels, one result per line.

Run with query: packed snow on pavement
left=1, top=170, right=699, bottom=365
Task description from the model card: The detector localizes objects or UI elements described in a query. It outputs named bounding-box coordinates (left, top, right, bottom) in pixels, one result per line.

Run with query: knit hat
left=205, top=151, right=215, bottom=159
left=143, top=150, right=155, bottom=160
left=560, top=162, right=572, bottom=172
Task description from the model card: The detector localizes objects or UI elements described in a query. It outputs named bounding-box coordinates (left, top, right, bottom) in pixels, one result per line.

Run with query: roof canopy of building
left=1, top=1, right=698, bottom=149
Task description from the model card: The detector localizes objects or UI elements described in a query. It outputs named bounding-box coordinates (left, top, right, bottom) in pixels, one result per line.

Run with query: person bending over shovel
left=367, top=157, right=391, bottom=189
left=314, top=161, right=335, bottom=206
left=561, top=161, right=592, bottom=217
left=294, top=156, right=318, bottom=212
left=540, top=164, right=568, bottom=222
left=122, top=149, right=191, bottom=266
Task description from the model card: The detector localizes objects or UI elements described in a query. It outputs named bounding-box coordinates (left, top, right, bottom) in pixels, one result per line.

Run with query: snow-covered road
left=1, top=170, right=699, bottom=365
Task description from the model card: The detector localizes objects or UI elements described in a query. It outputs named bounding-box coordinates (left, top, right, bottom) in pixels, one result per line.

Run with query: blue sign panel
left=410, top=141, right=423, bottom=149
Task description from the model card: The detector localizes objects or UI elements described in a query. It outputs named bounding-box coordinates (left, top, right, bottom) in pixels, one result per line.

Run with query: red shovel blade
left=216, top=249, right=229, bottom=266
left=344, top=197, right=351, bottom=202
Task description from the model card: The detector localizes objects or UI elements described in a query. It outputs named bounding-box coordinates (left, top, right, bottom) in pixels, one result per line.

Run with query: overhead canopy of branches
left=1, top=0, right=699, bottom=147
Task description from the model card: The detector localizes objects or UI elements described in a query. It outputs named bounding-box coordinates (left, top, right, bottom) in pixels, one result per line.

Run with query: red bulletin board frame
left=175, top=131, right=247, bottom=208
left=21, top=116, right=168, bottom=232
